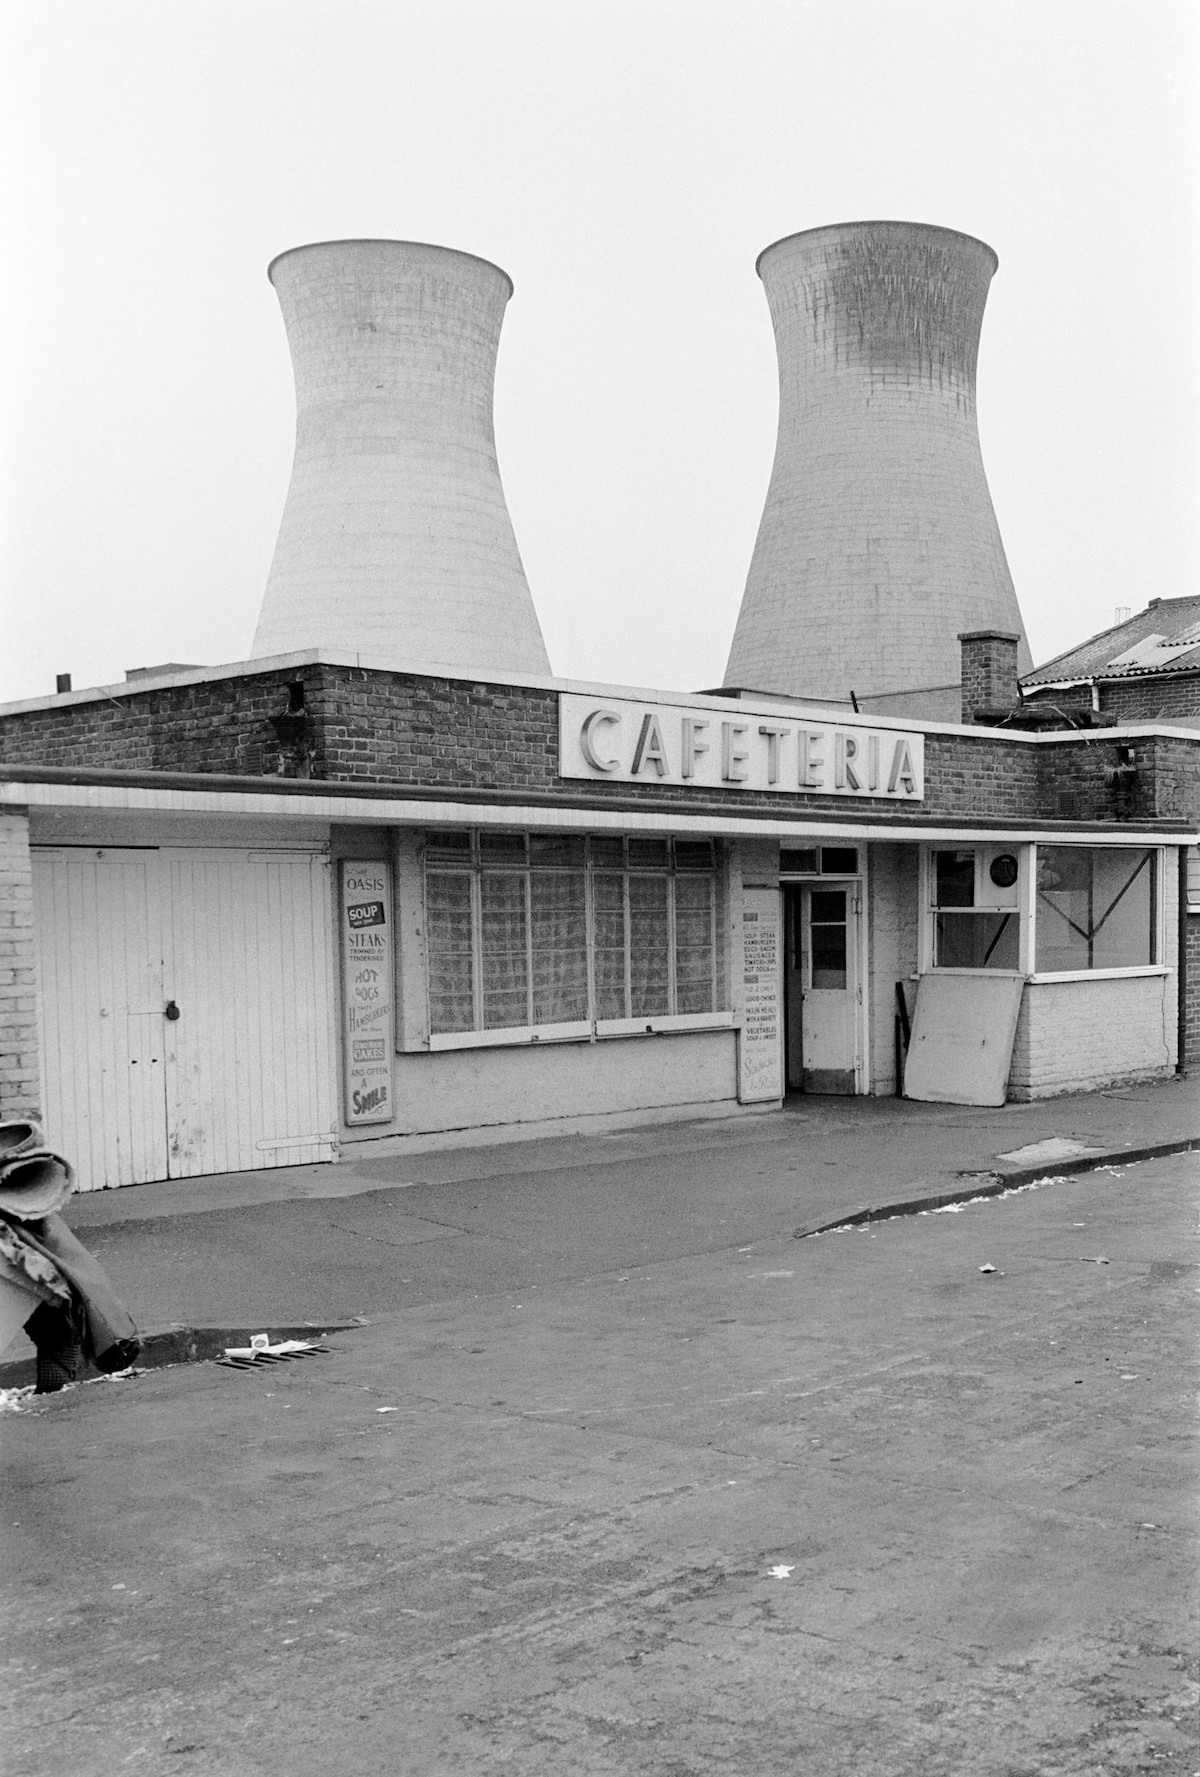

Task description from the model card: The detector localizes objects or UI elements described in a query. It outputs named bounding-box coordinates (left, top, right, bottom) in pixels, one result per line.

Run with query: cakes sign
left=559, top=694, right=923, bottom=800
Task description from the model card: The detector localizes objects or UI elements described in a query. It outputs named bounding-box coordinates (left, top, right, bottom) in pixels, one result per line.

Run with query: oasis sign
left=559, top=694, right=924, bottom=800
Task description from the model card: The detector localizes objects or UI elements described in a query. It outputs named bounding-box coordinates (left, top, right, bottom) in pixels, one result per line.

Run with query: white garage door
left=33, top=847, right=338, bottom=1189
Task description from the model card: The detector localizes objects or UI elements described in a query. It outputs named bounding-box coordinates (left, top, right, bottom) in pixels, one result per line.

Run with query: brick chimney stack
left=959, top=630, right=1020, bottom=723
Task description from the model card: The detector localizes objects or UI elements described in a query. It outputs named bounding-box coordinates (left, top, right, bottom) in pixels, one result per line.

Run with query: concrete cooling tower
left=251, top=239, right=550, bottom=676
left=723, top=222, right=1031, bottom=717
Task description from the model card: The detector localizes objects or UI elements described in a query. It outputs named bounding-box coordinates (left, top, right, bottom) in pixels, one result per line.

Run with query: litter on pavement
left=218, top=1333, right=332, bottom=1370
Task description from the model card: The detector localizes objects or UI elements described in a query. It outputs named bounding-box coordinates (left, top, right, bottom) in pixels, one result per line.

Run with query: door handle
left=164, top=1000, right=181, bottom=1022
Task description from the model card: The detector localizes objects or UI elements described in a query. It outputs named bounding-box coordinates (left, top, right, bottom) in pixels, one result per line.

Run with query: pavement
left=2, top=1084, right=1197, bottom=1777
left=2, top=1075, right=1198, bottom=1382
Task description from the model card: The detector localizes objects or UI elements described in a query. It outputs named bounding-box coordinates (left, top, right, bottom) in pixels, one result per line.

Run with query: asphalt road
left=3, top=1152, right=1198, bottom=1776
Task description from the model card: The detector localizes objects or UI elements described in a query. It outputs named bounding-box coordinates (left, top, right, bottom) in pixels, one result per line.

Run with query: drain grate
left=217, top=1333, right=333, bottom=1371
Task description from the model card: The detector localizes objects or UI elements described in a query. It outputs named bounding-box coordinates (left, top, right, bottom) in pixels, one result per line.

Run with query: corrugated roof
left=1022, top=596, right=1200, bottom=686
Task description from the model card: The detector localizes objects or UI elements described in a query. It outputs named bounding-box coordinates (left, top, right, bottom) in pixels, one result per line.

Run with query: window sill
left=426, top=1013, right=735, bottom=1051
left=429, top=1021, right=591, bottom=1051
left=928, top=967, right=1025, bottom=978
left=1026, top=965, right=1169, bottom=985
left=595, top=1012, right=735, bottom=1038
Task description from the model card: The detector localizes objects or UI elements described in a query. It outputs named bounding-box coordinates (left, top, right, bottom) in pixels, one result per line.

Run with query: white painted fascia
left=4, top=778, right=1193, bottom=848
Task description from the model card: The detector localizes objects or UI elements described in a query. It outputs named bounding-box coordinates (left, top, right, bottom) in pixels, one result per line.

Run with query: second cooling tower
left=724, top=222, right=1030, bottom=714
left=251, top=239, right=550, bottom=676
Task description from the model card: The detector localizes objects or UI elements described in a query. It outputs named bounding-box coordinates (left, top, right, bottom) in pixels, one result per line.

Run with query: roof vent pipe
left=724, top=221, right=1031, bottom=712
left=251, top=239, right=551, bottom=678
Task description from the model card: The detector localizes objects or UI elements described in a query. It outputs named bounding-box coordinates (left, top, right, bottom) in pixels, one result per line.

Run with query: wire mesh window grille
left=425, top=832, right=726, bottom=1036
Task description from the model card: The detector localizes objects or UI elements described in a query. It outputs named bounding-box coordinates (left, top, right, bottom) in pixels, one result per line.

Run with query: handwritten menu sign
left=739, top=890, right=782, bottom=1103
left=341, top=861, right=394, bottom=1125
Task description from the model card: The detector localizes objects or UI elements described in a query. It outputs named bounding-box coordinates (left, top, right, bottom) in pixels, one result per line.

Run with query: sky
left=1, top=0, right=1197, bottom=707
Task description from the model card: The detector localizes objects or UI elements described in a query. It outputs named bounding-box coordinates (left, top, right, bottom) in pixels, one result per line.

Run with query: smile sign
left=559, top=694, right=923, bottom=800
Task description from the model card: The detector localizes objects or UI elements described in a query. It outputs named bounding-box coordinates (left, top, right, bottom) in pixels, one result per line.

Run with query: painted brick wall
left=1008, top=971, right=1177, bottom=1099
left=867, top=844, right=919, bottom=1095
left=0, top=808, right=41, bottom=1124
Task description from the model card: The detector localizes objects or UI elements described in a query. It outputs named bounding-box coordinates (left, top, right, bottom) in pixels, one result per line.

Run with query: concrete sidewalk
left=2, top=1076, right=1197, bottom=1383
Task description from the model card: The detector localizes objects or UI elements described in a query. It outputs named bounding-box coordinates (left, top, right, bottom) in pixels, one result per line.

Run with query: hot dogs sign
left=340, top=861, right=394, bottom=1125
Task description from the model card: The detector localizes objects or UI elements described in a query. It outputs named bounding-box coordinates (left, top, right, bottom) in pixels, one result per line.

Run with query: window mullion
left=667, top=870, right=678, bottom=1016
left=471, top=866, right=484, bottom=1032
left=623, top=867, right=632, bottom=1020
left=525, top=865, right=534, bottom=1027
left=584, top=845, right=597, bottom=1031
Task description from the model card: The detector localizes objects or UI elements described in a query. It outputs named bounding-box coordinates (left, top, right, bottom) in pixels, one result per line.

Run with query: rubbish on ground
left=218, top=1335, right=331, bottom=1369
left=768, top=1564, right=795, bottom=1579
left=1079, top=1255, right=1110, bottom=1264
left=979, top=1263, right=997, bottom=1273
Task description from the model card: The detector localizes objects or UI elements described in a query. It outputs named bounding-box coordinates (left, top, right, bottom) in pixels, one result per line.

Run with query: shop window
left=931, top=848, right=1020, bottom=971
left=1035, top=846, right=1156, bottom=973
left=425, top=832, right=726, bottom=1039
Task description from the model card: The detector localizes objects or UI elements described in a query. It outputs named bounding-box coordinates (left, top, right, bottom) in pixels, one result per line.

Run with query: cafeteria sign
left=559, top=692, right=923, bottom=799
left=340, top=861, right=394, bottom=1125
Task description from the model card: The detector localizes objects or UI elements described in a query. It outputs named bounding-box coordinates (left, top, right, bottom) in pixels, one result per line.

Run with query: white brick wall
left=868, top=844, right=919, bottom=1094
left=1009, top=972, right=1177, bottom=1099
left=0, top=807, right=41, bottom=1123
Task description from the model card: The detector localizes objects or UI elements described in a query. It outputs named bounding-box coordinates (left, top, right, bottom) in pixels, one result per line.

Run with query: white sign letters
left=560, top=694, right=923, bottom=800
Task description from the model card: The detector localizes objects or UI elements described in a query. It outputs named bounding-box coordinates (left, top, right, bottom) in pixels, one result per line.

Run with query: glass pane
left=1036, top=846, right=1152, bottom=972
left=529, top=834, right=586, bottom=870
left=936, top=910, right=1019, bottom=970
left=780, top=848, right=819, bottom=875
left=480, top=873, right=528, bottom=1027
left=479, top=831, right=527, bottom=866
left=589, top=836, right=625, bottom=870
left=628, top=838, right=670, bottom=871
left=810, top=912, right=847, bottom=990
left=821, top=847, right=858, bottom=875
left=530, top=871, right=588, bottom=1024
left=592, top=872, right=627, bottom=1020
left=425, top=830, right=472, bottom=866
left=674, top=874, right=714, bottom=1014
left=629, top=874, right=670, bottom=1016
left=935, top=851, right=975, bottom=908
left=426, top=871, right=474, bottom=1032
left=809, top=889, right=846, bottom=924
left=674, top=839, right=715, bottom=872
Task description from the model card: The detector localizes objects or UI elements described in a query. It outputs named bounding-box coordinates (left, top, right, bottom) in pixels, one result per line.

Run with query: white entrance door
left=33, top=847, right=338, bottom=1188
left=785, top=884, right=859, bottom=1094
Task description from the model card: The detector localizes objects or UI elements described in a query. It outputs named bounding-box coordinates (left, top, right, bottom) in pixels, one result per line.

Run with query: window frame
left=424, top=831, right=732, bottom=1050
left=1027, top=842, right=1166, bottom=983
left=921, top=844, right=1027, bottom=976
left=920, top=841, right=1169, bottom=983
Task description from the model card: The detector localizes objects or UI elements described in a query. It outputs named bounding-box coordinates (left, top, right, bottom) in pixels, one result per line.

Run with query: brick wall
left=2, top=662, right=1198, bottom=833
left=0, top=808, right=41, bottom=1124
left=959, top=630, right=1020, bottom=721
left=1101, top=676, right=1200, bottom=726
left=1185, top=913, right=1200, bottom=1072
left=1008, top=973, right=1176, bottom=1099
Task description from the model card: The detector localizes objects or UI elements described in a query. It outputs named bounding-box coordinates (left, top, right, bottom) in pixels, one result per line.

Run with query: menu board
left=340, top=860, right=394, bottom=1125
left=739, top=889, right=783, bottom=1102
